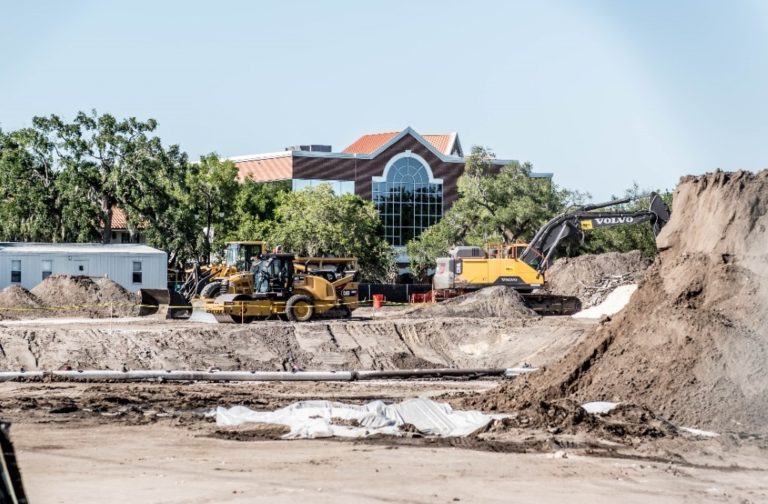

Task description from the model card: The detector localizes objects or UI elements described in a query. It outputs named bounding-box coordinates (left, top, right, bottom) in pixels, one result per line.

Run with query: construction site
left=0, top=170, right=765, bottom=503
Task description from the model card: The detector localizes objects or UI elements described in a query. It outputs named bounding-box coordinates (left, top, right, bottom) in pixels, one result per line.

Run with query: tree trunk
left=102, top=198, right=113, bottom=244
left=205, top=204, right=213, bottom=264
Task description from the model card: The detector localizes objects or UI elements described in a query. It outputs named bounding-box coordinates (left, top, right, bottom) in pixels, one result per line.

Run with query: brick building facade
left=229, top=127, right=551, bottom=249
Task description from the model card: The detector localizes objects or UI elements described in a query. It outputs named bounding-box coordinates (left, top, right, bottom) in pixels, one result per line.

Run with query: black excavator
left=432, top=192, right=671, bottom=314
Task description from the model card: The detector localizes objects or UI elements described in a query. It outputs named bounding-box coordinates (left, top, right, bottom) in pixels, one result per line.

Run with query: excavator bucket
left=649, top=192, right=671, bottom=236
left=139, top=289, right=192, bottom=319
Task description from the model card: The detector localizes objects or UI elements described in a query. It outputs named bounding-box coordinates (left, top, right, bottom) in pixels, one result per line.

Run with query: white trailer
left=0, top=243, right=167, bottom=292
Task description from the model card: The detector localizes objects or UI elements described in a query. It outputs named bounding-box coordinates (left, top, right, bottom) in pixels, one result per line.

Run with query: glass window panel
left=341, top=181, right=354, bottom=194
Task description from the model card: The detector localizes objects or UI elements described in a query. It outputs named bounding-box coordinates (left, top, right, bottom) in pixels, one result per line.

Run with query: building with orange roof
left=102, top=207, right=146, bottom=244
left=228, top=127, right=551, bottom=248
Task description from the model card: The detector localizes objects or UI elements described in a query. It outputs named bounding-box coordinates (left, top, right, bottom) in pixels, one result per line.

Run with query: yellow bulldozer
left=202, top=252, right=359, bottom=323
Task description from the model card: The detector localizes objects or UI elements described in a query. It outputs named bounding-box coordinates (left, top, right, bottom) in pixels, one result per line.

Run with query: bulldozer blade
left=138, top=289, right=192, bottom=319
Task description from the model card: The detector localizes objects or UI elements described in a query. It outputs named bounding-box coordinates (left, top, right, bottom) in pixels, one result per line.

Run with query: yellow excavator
left=202, top=252, right=359, bottom=323
left=432, top=192, right=671, bottom=314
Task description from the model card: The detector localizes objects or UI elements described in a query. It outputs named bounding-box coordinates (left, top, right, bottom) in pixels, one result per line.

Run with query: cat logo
left=580, top=220, right=594, bottom=230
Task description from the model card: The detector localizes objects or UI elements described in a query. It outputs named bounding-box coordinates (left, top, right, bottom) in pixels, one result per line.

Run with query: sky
left=1, top=0, right=767, bottom=200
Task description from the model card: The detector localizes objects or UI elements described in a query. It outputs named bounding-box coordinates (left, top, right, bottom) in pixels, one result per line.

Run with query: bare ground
left=4, top=380, right=768, bottom=504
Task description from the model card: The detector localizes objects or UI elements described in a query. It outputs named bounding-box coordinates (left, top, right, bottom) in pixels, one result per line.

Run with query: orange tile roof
left=342, top=131, right=455, bottom=155
left=111, top=207, right=128, bottom=229
left=234, top=154, right=293, bottom=182
left=342, top=132, right=399, bottom=154
left=422, top=134, right=452, bottom=155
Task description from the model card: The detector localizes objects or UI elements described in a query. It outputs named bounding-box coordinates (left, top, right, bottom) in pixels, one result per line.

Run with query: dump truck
left=433, top=192, right=671, bottom=314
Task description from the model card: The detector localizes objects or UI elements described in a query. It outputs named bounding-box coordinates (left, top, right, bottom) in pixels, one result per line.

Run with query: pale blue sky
left=1, top=1, right=767, bottom=199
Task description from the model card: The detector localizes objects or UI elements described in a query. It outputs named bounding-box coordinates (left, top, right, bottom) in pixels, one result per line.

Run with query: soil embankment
left=545, top=251, right=650, bottom=308
left=466, top=170, right=768, bottom=434
left=0, top=316, right=588, bottom=373
left=0, top=275, right=139, bottom=319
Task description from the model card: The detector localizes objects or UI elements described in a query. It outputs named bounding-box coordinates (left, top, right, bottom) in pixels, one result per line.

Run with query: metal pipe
left=52, top=370, right=354, bottom=381
left=355, top=368, right=508, bottom=380
left=0, top=367, right=536, bottom=382
left=0, top=371, right=44, bottom=382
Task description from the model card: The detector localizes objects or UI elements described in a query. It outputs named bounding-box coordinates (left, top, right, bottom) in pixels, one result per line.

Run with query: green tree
left=32, top=110, right=187, bottom=244
left=267, top=184, right=396, bottom=282
left=184, top=153, right=239, bottom=262
left=0, top=128, right=62, bottom=241
left=407, top=146, right=583, bottom=279
left=224, top=179, right=291, bottom=242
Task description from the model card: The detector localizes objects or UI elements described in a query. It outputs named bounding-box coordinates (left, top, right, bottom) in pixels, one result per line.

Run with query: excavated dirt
left=0, top=285, right=44, bottom=319
left=545, top=251, right=651, bottom=307
left=0, top=316, right=589, bottom=372
left=400, top=286, right=538, bottom=319
left=468, top=170, right=768, bottom=434
left=3, top=275, right=143, bottom=319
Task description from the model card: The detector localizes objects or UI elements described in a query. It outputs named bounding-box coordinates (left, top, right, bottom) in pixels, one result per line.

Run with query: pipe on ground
left=0, top=367, right=537, bottom=383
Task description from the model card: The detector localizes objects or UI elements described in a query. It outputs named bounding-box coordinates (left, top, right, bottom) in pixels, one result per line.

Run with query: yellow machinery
left=203, top=253, right=359, bottom=323
left=434, top=243, right=545, bottom=293
left=139, top=241, right=267, bottom=318
left=196, top=241, right=267, bottom=299
left=433, top=192, right=671, bottom=314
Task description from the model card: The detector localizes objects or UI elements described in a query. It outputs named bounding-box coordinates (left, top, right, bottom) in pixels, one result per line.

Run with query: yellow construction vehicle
left=139, top=241, right=267, bottom=318
left=433, top=192, right=671, bottom=314
left=203, top=252, right=359, bottom=323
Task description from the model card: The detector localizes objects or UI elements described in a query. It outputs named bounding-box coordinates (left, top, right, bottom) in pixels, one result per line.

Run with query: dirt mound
left=400, top=286, right=538, bottom=319
left=0, top=285, right=45, bottom=319
left=545, top=251, right=651, bottom=307
left=476, top=399, right=677, bottom=443
left=28, top=275, right=140, bottom=318
left=475, top=171, right=768, bottom=434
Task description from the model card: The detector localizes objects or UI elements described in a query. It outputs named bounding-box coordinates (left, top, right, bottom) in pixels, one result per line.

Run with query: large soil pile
left=468, top=170, right=768, bottom=434
left=400, top=286, right=538, bottom=319
left=8, top=275, right=142, bottom=318
left=545, top=251, right=651, bottom=307
left=0, top=285, right=44, bottom=319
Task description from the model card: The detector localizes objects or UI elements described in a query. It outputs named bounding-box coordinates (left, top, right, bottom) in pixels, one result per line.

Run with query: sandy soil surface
left=9, top=421, right=768, bottom=504
left=3, top=379, right=767, bottom=504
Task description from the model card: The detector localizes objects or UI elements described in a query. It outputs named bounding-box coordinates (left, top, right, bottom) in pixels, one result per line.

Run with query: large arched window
left=372, top=153, right=443, bottom=246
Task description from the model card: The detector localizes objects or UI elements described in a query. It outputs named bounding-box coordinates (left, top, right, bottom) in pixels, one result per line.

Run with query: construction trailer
left=0, top=242, right=167, bottom=292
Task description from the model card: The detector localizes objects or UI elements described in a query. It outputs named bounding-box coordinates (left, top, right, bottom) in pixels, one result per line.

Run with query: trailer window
left=41, top=260, right=52, bottom=280
left=132, top=261, right=142, bottom=284
left=11, top=260, right=21, bottom=283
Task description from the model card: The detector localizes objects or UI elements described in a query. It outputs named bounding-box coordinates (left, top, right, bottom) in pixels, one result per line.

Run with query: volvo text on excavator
left=432, top=192, right=671, bottom=314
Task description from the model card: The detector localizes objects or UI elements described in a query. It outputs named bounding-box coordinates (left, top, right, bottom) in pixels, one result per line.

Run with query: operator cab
left=225, top=241, right=267, bottom=272
left=252, top=253, right=295, bottom=297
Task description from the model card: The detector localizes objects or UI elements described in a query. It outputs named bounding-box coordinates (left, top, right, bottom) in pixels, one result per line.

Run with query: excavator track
left=521, top=293, right=582, bottom=316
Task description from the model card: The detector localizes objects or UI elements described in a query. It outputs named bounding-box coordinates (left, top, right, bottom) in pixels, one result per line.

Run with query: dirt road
left=12, top=422, right=768, bottom=504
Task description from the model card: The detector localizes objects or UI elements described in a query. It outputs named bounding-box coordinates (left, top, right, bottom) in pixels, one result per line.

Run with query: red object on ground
left=372, top=294, right=386, bottom=309
left=410, top=291, right=434, bottom=304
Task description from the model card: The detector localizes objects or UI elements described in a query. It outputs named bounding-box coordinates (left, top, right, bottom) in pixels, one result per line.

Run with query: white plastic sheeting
left=573, top=284, right=638, bottom=319
left=216, top=398, right=497, bottom=439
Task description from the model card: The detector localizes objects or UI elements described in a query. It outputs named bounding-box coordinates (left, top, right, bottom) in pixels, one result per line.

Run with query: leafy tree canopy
left=267, top=184, right=396, bottom=282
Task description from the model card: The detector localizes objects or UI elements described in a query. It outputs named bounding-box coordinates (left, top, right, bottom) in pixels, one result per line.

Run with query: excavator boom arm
left=520, top=191, right=670, bottom=272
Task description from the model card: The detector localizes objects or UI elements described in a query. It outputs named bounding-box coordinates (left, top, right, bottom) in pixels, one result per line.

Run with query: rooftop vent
left=285, top=144, right=332, bottom=152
